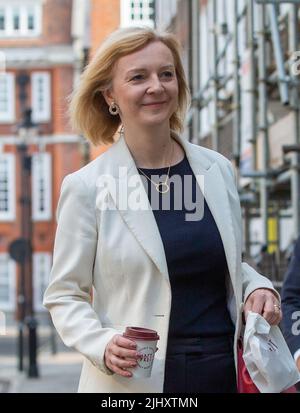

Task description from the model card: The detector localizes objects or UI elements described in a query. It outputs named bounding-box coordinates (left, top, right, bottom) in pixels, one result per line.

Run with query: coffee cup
left=123, top=327, right=159, bottom=378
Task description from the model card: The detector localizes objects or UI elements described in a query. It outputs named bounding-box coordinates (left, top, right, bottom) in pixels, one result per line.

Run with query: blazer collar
left=105, top=131, right=237, bottom=286
left=108, top=130, right=212, bottom=178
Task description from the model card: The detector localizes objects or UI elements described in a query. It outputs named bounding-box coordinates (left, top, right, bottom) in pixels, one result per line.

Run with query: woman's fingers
left=243, top=293, right=264, bottom=319
left=251, top=296, right=265, bottom=315
left=262, top=299, right=277, bottom=324
left=107, top=357, right=133, bottom=377
left=110, top=354, right=137, bottom=369
left=243, top=288, right=282, bottom=325
left=112, top=336, right=138, bottom=359
left=264, top=304, right=282, bottom=325
left=104, top=334, right=140, bottom=377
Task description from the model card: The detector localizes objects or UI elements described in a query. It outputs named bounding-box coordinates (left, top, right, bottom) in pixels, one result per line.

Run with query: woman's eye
left=130, top=71, right=174, bottom=81
left=131, top=74, right=144, bottom=81
left=161, top=71, right=174, bottom=78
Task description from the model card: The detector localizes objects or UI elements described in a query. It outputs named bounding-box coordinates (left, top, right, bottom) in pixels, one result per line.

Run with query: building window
left=27, top=6, right=35, bottom=31
left=0, top=254, right=16, bottom=311
left=32, top=152, right=52, bottom=221
left=0, top=73, right=15, bottom=123
left=0, top=154, right=16, bottom=221
left=31, top=72, right=51, bottom=123
left=121, top=0, right=155, bottom=28
left=0, top=7, right=5, bottom=31
left=0, top=1, right=42, bottom=38
left=33, top=253, right=51, bottom=311
left=13, top=7, right=20, bottom=31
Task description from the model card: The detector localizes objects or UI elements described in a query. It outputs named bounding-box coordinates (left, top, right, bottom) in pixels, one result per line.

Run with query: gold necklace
left=137, top=139, right=174, bottom=194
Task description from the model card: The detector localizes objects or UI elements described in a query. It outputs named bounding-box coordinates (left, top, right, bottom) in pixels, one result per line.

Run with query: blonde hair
left=68, top=26, right=191, bottom=146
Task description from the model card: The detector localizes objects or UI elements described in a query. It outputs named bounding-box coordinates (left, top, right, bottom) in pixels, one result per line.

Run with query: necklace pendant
left=156, top=182, right=169, bottom=193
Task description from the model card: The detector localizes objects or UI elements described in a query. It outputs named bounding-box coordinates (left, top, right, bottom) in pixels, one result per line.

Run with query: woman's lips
left=142, top=102, right=166, bottom=107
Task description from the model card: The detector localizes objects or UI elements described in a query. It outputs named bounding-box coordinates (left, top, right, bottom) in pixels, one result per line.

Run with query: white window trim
left=0, top=153, right=16, bottom=221
left=32, top=152, right=52, bottom=221
left=33, top=253, right=52, bottom=312
left=31, top=71, right=51, bottom=123
left=0, top=253, right=16, bottom=312
left=0, top=73, right=15, bottom=123
left=33, top=2, right=42, bottom=36
left=120, top=0, right=155, bottom=28
left=0, top=1, right=42, bottom=38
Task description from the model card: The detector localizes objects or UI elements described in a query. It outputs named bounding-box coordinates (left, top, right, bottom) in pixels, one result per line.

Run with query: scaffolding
left=186, top=0, right=300, bottom=287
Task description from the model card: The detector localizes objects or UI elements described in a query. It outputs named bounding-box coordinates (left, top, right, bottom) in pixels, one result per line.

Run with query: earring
left=109, top=102, right=120, bottom=115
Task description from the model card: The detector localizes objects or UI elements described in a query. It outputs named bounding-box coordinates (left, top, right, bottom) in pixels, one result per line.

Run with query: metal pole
left=247, top=0, right=258, bottom=172
left=18, top=109, right=39, bottom=378
left=191, top=0, right=200, bottom=144
left=15, top=73, right=30, bottom=373
left=17, top=144, right=27, bottom=371
left=268, top=4, right=289, bottom=105
left=288, top=3, right=300, bottom=238
left=233, top=0, right=241, bottom=168
left=257, top=2, right=270, bottom=246
left=23, top=139, right=39, bottom=379
left=211, top=0, right=219, bottom=151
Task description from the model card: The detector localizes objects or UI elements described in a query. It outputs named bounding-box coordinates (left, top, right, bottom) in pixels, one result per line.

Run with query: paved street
left=0, top=325, right=83, bottom=393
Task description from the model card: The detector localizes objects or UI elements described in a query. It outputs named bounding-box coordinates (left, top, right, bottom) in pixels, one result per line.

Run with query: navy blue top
left=138, top=153, right=235, bottom=339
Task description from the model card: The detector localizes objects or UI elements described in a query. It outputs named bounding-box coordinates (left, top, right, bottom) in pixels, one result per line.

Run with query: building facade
left=0, top=0, right=88, bottom=322
left=155, top=0, right=300, bottom=285
left=0, top=0, right=156, bottom=322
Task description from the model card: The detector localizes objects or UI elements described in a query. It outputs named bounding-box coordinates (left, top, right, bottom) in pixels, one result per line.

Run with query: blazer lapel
left=107, top=135, right=170, bottom=281
left=106, top=131, right=238, bottom=285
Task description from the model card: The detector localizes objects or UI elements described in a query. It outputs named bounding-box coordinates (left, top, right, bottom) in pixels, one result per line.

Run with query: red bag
left=237, top=338, right=259, bottom=393
left=237, top=338, right=297, bottom=393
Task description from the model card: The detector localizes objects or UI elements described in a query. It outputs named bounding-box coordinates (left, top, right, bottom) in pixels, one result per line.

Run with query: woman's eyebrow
left=125, top=65, right=175, bottom=76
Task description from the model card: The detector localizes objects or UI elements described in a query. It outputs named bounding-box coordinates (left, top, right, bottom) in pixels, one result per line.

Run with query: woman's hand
left=104, top=334, right=140, bottom=378
left=297, top=356, right=300, bottom=372
left=243, top=288, right=282, bottom=326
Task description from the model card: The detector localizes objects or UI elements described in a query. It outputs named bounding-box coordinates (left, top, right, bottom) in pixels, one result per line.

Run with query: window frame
left=0, top=153, right=16, bottom=222
left=0, top=1, right=42, bottom=38
left=31, top=71, right=51, bottom=123
left=120, top=0, right=155, bottom=28
left=32, top=152, right=52, bottom=222
left=0, top=73, right=15, bottom=123
left=0, top=253, right=16, bottom=311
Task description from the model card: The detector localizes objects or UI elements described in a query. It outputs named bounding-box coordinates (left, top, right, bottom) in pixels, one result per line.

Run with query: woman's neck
left=122, top=124, right=174, bottom=169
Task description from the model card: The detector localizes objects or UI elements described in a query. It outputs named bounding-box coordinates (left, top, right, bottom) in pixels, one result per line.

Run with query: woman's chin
left=138, top=115, right=171, bottom=127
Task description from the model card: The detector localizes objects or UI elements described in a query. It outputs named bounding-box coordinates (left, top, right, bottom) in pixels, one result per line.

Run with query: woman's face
left=104, top=40, right=179, bottom=129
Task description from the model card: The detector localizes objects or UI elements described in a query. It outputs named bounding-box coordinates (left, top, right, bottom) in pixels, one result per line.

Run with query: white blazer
left=43, top=131, right=278, bottom=393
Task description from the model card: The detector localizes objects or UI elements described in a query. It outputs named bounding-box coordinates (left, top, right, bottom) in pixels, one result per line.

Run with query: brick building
left=89, top=0, right=155, bottom=160
left=0, top=0, right=155, bottom=323
left=0, top=0, right=86, bottom=322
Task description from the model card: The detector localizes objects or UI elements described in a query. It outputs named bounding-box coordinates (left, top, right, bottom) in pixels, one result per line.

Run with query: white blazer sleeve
left=43, top=173, right=118, bottom=375
left=223, top=157, right=281, bottom=303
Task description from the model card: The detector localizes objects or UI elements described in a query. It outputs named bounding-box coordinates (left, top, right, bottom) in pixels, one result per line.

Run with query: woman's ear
left=102, top=88, right=114, bottom=107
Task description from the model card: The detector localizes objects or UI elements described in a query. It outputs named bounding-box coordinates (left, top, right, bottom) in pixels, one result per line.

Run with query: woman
left=43, top=27, right=281, bottom=393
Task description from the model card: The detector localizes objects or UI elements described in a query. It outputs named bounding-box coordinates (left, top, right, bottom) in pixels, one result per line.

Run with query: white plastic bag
left=243, top=311, right=300, bottom=393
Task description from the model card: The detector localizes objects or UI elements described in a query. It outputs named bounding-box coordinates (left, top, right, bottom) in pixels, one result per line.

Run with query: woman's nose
left=147, top=76, right=164, bottom=93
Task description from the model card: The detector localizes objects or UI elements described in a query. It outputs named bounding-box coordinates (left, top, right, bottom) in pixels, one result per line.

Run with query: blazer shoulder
left=62, top=146, right=114, bottom=191
left=198, top=144, right=231, bottom=165
left=190, top=142, right=234, bottom=176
